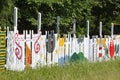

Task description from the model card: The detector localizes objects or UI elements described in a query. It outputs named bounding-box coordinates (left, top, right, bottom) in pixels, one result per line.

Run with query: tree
left=91, top=0, right=120, bottom=35
left=1, top=0, right=120, bottom=35
left=0, top=0, right=14, bottom=29
left=15, top=0, right=39, bottom=33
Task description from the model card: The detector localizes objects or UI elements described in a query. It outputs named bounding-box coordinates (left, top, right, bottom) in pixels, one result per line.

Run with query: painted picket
left=89, top=39, right=93, bottom=61
left=6, top=29, right=14, bottom=70
left=14, top=30, right=25, bottom=71
left=84, top=37, right=89, bottom=60
left=0, top=27, right=6, bottom=71
left=31, top=30, right=42, bottom=68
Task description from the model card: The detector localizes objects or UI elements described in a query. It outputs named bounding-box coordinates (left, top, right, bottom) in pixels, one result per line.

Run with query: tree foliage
left=0, top=0, right=120, bottom=35
left=0, top=0, right=14, bottom=29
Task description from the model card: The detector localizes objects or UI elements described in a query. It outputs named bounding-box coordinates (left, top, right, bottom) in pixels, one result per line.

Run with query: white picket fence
left=5, top=27, right=120, bottom=71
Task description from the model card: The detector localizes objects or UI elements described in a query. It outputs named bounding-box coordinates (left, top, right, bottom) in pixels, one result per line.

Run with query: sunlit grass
left=0, top=59, right=120, bottom=80
left=34, top=0, right=61, bottom=3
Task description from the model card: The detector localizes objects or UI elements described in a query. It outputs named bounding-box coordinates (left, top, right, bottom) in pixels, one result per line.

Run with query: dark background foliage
left=0, top=0, right=120, bottom=36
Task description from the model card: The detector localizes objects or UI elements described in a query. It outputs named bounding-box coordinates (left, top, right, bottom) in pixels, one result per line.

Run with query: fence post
left=73, top=19, right=76, bottom=38
left=100, top=22, right=102, bottom=38
left=111, top=23, right=114, bottom=38
left=87, top=20, right=90, bottom=60
left=99, top=22, right=103, bottom=61
left=14, top=7, right=18, bottom=32
left=87, top=20, right=89, bottom=37
left=57, top=16, right=60, bottom=34
left=38, top=12, right=41, bottom=32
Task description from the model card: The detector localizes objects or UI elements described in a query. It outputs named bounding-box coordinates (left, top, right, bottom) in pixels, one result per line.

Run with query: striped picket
left=0, top=27, right=6, bottom=71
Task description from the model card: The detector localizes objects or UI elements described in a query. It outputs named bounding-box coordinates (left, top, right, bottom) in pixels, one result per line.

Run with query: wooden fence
left=4, top=27, right=120, bottom=71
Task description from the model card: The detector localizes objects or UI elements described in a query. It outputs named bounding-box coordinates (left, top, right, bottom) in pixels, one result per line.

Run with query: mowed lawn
left=0, top=59, right=120, bottom=80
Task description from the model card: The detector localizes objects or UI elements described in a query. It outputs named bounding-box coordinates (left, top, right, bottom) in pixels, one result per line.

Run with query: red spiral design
left=14, top=32, right=22, bottom=60
left=34, top=43, right=40, bottom=53
left=34, top=31, right=41, bottom=54
left=15, top=47, right=22, bottom=60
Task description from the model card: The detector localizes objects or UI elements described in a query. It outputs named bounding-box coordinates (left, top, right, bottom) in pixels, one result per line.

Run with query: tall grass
left=35, top=0, right=61, bottom=3
left=0, top=59, right=120, bottom=80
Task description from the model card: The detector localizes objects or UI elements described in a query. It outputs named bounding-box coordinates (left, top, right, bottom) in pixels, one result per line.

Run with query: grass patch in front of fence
left=0, top=59, right=120, bottom=80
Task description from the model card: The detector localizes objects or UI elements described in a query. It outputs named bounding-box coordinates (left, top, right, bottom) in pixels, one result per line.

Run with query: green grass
left=34, top=0, right=61, bottom=3
left=0, top=59, right=120, bottom=80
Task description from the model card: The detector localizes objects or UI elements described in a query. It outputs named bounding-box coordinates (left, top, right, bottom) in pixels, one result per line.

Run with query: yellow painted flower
left=96, top=38, right=100, bottom=45
left=102, top=38, right=106, bottom=48
left=59, top=38, right=64, bottom=47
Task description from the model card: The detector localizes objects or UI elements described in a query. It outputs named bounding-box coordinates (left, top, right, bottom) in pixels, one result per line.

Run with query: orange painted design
left=26, top=44, right=31, bottom=67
